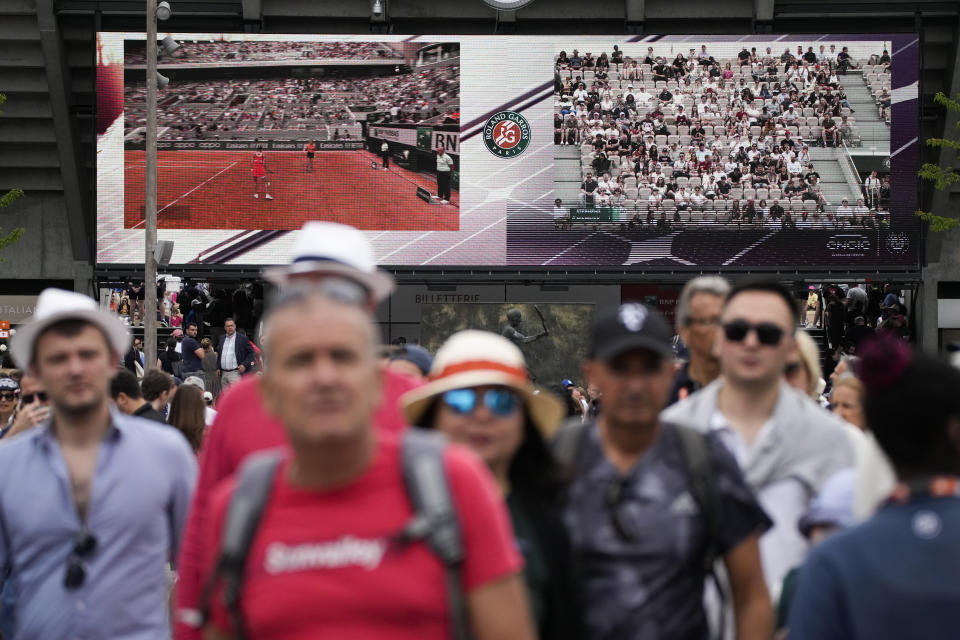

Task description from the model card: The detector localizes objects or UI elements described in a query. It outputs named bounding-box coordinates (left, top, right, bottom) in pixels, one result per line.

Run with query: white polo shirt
left=436, top=153, right=454, bottom=172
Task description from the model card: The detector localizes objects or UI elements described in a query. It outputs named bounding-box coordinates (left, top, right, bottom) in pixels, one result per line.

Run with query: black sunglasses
left=0, top=392, right=16, bottom=402
left=604, top=477, right=637, bottom=542
left=64, top=529, right=97, bottom=590
left=722, top=319, right=785, bottom=346
left=21, top=392, right=48, bottom=404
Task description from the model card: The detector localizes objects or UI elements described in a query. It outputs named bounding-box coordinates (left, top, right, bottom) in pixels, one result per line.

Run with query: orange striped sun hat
left=400, top=330, right=565, bottom=439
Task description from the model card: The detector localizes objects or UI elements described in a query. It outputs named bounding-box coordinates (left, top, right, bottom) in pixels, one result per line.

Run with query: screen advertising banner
left=96, top=34, right=918, bottom=269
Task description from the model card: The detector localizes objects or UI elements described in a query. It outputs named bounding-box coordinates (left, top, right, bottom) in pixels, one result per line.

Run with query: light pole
left=144, top=0, right=159, bottom=368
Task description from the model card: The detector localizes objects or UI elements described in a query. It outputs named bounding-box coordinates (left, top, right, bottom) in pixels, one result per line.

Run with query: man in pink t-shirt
left=196, top=290, right=533, bottom=640
left=175, top=222, right=425, bottom=639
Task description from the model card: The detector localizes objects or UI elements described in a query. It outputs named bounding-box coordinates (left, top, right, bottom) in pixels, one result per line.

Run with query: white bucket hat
left=10, top=289, right=131, bottom=368
left=400, top=330, right=565, bottom=439
left=263, top=222, right=395, bottom=302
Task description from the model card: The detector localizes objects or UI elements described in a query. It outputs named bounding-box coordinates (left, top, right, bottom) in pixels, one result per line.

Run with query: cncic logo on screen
left=483, top=110, right=531, bottom=158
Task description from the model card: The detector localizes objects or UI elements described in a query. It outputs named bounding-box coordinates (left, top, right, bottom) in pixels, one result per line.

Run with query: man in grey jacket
left=662, top=280, right=854, bottom=601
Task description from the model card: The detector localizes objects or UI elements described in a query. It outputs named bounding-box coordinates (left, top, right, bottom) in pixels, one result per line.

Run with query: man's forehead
left=602, top=348, right=667, bottom=370
left=34, top=323, right=112, bottom=358
left=690, top=290, right=725, bottom=307
left=723, top=290, right=793, bottom=323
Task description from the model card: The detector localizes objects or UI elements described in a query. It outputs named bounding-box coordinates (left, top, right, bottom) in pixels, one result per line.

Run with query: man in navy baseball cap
left=561, top=302, right=773, bottom=639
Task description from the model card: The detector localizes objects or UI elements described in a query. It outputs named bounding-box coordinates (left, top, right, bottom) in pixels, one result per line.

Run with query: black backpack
left=198, top=428, right=470, bottom=640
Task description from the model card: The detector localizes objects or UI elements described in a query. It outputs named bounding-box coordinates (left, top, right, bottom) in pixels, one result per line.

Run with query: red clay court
left=124, top=149, right=460, bottom=231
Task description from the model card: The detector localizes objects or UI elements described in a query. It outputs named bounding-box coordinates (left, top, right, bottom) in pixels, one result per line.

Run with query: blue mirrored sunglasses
left=442, top=388, right=519, bottom=417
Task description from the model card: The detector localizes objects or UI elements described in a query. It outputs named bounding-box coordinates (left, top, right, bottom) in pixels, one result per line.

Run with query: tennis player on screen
left=252, top=146, right=273, bottom=200
left=304, top=140, right=316, bottom=171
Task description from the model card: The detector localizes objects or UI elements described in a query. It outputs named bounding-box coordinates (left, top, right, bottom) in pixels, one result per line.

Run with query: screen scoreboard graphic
left=96, top=34, right=919, bottom=269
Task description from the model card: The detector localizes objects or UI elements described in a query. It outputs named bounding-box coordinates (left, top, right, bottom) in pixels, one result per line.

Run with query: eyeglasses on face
left=64, top=529, right=97, bottom=590
left=686, top=315, right=721, bottom=327
left=441, top=388, right=519, bottom=417
left=0, top=392, right=16, bottom=402
left=722, top=319, right=785, bottom=346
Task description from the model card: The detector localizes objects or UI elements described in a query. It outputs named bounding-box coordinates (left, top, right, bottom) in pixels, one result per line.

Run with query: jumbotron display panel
left=96, top=34, right=918, bottom=269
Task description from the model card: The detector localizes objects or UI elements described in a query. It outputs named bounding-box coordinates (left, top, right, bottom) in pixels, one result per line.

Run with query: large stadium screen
left=96, top=34, right=918, bottom=269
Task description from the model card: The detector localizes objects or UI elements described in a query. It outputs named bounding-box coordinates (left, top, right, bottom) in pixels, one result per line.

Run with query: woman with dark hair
left=788, top=338, right=960, bottom=638
left=401, top=331, right=583, bottom=640
left=167, top=383, right=206, bottom=453
left=200, top=337, right=221, bottom=398
left=555, top=382, right=588, bottom=420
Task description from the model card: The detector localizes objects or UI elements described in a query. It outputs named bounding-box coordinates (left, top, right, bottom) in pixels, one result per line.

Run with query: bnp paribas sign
left=482, top=0, right=536, bottom=8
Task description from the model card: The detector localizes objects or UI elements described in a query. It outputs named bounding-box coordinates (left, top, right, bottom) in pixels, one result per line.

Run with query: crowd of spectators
left=125, top=65, right=459, bottom=139
left=126, top=40, right=401, bottom=65
left=363, top=64, right=460, bottom=124
left=808, top=283, right=909, bottom=356
left=106, top=279, right=261, bottom=335
left=124, top=77, right=360, bottom=139
left=97, top=279, right=265, bottom=402
left=863, top=51, right=893, bottom=123
left=554, top=43, right=892, bottom=229
left=6, top=219, right=958, bottom=640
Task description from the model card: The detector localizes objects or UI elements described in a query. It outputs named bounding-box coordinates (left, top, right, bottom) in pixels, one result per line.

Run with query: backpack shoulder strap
left=672, top=424, right=729, bottom=640
left=401, top=428, right=470, bottom=640
left=551, top=416, right=591, bottom=468
left=672, top=424, right=722, bottom=571
left=199, top=450, right=282, bottom=639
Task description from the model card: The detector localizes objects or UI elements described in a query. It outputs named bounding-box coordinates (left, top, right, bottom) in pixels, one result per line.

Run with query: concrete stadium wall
left=0, top=192, right=94, bottom=292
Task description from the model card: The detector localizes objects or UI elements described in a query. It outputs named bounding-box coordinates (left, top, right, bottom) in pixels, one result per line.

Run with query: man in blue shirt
left=788, top=342, right=960, bottom=639
left=2, top=288, right=196, bottom=639
left=180, top=321, right=205, bottom=377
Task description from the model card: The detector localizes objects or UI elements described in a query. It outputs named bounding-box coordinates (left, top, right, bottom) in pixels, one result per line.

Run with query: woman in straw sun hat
left=401, top=330, right=583, bottom=640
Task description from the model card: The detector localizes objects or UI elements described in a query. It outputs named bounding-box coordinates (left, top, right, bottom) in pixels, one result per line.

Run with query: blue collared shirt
left=0, top=409, right=196, bottom=640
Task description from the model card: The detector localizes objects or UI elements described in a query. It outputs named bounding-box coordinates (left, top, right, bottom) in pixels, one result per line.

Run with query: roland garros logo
left=483, top=110, right=531, bottom=158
